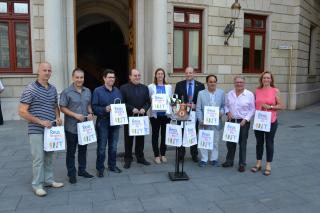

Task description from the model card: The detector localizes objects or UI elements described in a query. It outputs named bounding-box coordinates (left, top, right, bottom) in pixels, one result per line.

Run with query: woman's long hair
left=153, top=68, right=167, bottom=85
left=258, top=71, right=275, bottom=88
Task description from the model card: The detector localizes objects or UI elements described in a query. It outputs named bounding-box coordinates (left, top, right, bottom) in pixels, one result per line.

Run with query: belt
left=230, top=118, right=248, bottom=123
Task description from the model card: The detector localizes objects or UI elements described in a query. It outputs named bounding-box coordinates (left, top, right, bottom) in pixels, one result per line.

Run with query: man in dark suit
left=174, top=66, right=205, bottom=162
left=120, top=69, right=151, bottom=169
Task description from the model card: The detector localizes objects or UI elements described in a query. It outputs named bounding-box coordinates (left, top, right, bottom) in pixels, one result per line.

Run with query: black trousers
left=225, top=119, right=250, bottom=166
left=254, top=120, right=278, bottom=162
left=150, top=116, right=171, bottom=157
left=124, top=124, right=145, bottom=162
left=65, top=131, right=87, bottom=177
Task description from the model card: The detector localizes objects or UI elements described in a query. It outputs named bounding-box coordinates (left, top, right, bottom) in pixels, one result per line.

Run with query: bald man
left=19, top=62, right=64, bottom=197
left=120, top=69, right=151, bottom=169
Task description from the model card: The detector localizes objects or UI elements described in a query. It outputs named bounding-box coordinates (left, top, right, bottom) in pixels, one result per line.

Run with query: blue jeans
left=65, top=131, right=87, bottom=177
left=96, top=118, right=120, bottom=172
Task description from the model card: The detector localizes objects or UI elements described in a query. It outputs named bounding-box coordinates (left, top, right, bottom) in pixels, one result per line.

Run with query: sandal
left=263, top=169, right=271, bottom=176
left=251, top=166, right=262, bottom=173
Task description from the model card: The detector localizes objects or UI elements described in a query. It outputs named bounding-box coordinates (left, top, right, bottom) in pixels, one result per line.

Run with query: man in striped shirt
left=19, top=62, right=64, bottom=197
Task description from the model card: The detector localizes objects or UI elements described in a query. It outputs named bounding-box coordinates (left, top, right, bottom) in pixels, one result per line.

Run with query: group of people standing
left=18, top=62, right=282, bottom=197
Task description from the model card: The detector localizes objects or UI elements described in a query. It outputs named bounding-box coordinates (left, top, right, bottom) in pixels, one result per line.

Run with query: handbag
left=44, top=126, right=66, bottom=151
left=165, top=122, right=182, bottom=147
left=129, top=115, right=150, bottom=136
left=110, top=98, right=128, bottom=126
left=253, top=110, right=271, bottom=132
left=182, top=123, right=197, bottom=147
left=222, top=121, right=240, bottom=143
left=197, top=128, right=214, bottom=150
left=77, top=120, right=97, bottom=145
left=203, top=106, right=219, bottom=126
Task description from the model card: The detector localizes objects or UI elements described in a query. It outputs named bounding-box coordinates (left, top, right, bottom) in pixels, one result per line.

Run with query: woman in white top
left=148, top=68, right=172, bottom=164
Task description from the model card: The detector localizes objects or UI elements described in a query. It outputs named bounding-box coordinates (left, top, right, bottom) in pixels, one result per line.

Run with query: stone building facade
left=0, top=0, right=319, bottom=120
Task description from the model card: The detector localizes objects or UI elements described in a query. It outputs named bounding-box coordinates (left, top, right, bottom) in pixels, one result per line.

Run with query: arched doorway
left=77, top=22, right=128, bottom=90
left=76, top=0, right=131, bottom=91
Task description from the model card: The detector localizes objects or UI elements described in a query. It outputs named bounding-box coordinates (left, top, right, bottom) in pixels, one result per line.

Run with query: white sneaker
left=34, top=188, right=47, bottom=197
left=49, top=182, right=64, bottom=188
left=161, top=156, right=168, bottom=163
left=154, top=157, right=161, bottom=164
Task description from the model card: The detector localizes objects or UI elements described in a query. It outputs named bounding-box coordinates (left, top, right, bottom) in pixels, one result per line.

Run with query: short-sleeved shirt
left=59, top=84, right=92, bottom=134
left=20, top=81, right=58, bottom=134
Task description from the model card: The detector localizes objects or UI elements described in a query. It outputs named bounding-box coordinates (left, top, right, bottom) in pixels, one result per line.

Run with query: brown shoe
left=238, top=165, right=245, bottom=172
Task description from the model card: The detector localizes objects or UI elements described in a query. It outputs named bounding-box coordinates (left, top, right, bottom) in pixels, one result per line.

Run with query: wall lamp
left=224, top=0, right=241, bottom=46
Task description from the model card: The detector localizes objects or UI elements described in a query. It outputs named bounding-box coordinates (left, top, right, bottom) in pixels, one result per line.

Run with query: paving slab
left=0, top=104, right=320, bottom=212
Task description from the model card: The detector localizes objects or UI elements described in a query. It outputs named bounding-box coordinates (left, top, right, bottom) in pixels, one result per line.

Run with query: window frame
left=243, top=14, right=266, bottom=74
left=173, top=8, right=202, bottom=73
left=0, top=0, right=32, bottom=74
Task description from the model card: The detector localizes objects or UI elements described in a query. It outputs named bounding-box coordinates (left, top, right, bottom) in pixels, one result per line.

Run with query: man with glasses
left=92, top=69, right=123, bottom=177
left=222, top=76, right=255, bottom=172
left=120, top=69, right=151, bottom=169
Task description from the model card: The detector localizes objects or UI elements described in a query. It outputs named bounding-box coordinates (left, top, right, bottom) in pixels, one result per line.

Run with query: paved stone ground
left=0, top=103, right=320, bottom=213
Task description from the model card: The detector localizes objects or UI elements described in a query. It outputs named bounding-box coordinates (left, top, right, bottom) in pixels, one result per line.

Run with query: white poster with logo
left=197, top=129, right=214, bottom=150
left=222, top=122, right=240, bottom=143
left=253, top=110, right=271, bottom=132
left=44, top=126, right=66, bottom=151
left=77, top=120, right=97, bottom=145
left=110, top=103, right=128, bottom=126
left=165, top=124, right=182, bottom=147
left=203, top=106, right=219, bottom=126
left=182, top=123, right=197, bottom=147
left=152, top=94, right=168, bottom=111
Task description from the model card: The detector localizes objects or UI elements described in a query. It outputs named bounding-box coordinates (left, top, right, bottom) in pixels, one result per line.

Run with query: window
left=173, top=8, right=202, bottom=73
left=243, top=14, right=266, bottom=73
left=308, top=24, right=316, bottom=75
left=0, top=0, right=31, bottom=73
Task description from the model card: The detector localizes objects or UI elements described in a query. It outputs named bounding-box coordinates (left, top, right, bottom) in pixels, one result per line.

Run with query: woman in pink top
left=251, top=71, right=283, bottom=176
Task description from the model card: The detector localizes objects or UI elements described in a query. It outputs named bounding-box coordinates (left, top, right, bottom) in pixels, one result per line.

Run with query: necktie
left=188, top=82, right=193, bottom=103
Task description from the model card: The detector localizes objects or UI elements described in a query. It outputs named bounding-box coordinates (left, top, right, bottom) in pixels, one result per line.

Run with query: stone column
left=152, top=0, right=168, bottom=72
left=44, top=0, right=66, bottom=93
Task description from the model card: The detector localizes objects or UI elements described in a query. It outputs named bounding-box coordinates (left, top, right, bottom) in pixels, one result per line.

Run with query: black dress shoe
left=69, top=176, right=77, bottom=184
left=221, top=162, right=234, bottom=167
left=97, top=171, right=104, bottom=178
left=192, top=156, right=199, bottom=163
left=78, top=171, right=94, bottom=178
left=137, top=159, right=151, bottom=166
left=123, top=161, right=131, bottom=169
left=238, top=165, right=245, bottom=172
left=108, top=166, right=122, bottom=173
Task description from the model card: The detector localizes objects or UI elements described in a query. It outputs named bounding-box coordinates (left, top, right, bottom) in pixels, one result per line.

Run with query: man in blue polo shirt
left=60, top=68, right=94, bottom=184
left=19, top=62, right=64, bottom=197
left=92, top=69, right=123, bottom=177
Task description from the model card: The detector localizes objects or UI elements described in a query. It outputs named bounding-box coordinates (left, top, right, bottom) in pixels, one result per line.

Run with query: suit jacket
left=174, top=80, right=205, bottom=104
left=196, top=88, right=225, bottom=130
